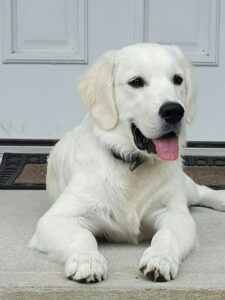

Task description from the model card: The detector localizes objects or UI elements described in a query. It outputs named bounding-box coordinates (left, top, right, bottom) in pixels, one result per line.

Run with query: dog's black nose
left=159, top=102, right=184, bottom=125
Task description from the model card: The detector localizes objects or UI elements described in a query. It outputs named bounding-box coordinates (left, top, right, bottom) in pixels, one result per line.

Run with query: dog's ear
left=79, top=51, right=118, bottom=130
left=169, top=46, right=197, bottom=124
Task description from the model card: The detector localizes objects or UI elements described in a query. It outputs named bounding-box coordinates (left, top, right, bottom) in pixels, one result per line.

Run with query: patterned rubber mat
left=0, top=153, right=47, bottom=189
left=0, top=153, right=225, bottom=190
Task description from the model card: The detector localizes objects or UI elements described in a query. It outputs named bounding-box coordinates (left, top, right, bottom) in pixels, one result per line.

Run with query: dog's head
left=79, top=43, right=196, bottom=161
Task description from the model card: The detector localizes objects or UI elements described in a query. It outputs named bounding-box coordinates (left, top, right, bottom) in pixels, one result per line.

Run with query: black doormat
left=0, top=153, right=225, bottom=190
left=0, top=153, right=48, bottom=190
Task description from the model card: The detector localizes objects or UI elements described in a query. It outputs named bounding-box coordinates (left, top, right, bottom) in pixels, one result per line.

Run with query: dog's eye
left=128, top=77, right=145, bottom=88
left=173, top=74, right=183, bottom=85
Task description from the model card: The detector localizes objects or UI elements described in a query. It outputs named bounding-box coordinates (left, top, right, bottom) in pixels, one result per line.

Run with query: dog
left=29, top=43, right=225, bottom=283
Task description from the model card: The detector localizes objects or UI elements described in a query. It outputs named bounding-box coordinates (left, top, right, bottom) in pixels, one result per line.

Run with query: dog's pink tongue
left=153, top=136, right=179, bottom=161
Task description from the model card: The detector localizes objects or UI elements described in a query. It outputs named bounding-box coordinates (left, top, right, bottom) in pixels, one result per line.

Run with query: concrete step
left=0, top=190, right=225, bottom=299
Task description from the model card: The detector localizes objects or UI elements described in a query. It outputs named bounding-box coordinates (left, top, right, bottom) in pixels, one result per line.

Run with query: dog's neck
left=111, top=148, right=145, bottom=171
left=90, top=117, right=146, bottom=171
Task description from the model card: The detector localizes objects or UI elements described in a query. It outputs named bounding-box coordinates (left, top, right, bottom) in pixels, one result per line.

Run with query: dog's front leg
left=29, top=193, right=107, bottom=283
left=139, top=202, right=196, bottom=282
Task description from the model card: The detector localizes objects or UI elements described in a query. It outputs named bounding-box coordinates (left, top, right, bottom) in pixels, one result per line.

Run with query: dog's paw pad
left=139, top=247, right=179, bottom=282
left=65, top=251, right=107, bottom=283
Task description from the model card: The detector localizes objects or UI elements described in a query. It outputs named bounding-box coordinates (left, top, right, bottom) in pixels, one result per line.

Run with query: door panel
left=0, top=0, right=224, bottom=141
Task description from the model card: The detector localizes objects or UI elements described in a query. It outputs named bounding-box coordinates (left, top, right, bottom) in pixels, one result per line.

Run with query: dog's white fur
left=29, top=43, right=225, bottom=283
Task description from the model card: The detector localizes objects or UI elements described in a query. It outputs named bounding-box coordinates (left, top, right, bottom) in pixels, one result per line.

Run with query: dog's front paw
left=65, top=251, right=108, bottom=283
left=139, top=247, right=179, bottom=282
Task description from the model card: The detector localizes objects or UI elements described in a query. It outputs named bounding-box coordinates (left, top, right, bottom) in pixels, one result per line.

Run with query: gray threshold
left=0, top=145, right=225, bottom=156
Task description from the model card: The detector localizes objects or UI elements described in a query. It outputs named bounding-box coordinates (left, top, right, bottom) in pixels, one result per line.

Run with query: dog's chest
left=100, top=165, right=161, bottom=243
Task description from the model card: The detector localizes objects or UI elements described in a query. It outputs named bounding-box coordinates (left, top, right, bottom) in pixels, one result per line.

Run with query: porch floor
left=1, top=190, right=225, bottom=299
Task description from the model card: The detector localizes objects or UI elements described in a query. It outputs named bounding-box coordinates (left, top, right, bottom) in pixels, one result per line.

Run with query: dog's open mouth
left=131, top=123, right=179, bottom=161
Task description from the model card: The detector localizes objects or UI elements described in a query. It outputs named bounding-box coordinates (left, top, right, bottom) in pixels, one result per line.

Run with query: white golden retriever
left=29, top=43, right=225, bottom=283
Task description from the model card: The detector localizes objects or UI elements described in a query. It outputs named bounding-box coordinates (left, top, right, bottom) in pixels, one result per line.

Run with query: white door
left=0, top=0, right=224, bottom=141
